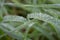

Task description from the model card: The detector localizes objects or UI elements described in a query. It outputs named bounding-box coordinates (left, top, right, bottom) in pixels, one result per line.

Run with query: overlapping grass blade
left=27, top=13, right=60, bottom=39
left=3, top=15, right=26, bottom=22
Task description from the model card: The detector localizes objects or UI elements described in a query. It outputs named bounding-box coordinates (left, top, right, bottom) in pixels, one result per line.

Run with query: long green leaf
left=27, top=13, right=60, bottom=39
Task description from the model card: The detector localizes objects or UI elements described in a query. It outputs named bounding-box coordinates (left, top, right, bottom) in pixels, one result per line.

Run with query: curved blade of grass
left=34, top=25, right=54, bottom=40
left=24, top=22, right=35, bottom=40
left=3, top=15, right=26, bottom=22
left=43, top=8, right=60, bottom=18
left=0, top=23, right=23, bottom=40
left=27, top=13, right=60, bottom=39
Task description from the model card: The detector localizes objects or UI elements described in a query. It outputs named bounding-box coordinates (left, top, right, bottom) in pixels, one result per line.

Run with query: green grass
left=0, top=0, right=60, bottom=40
